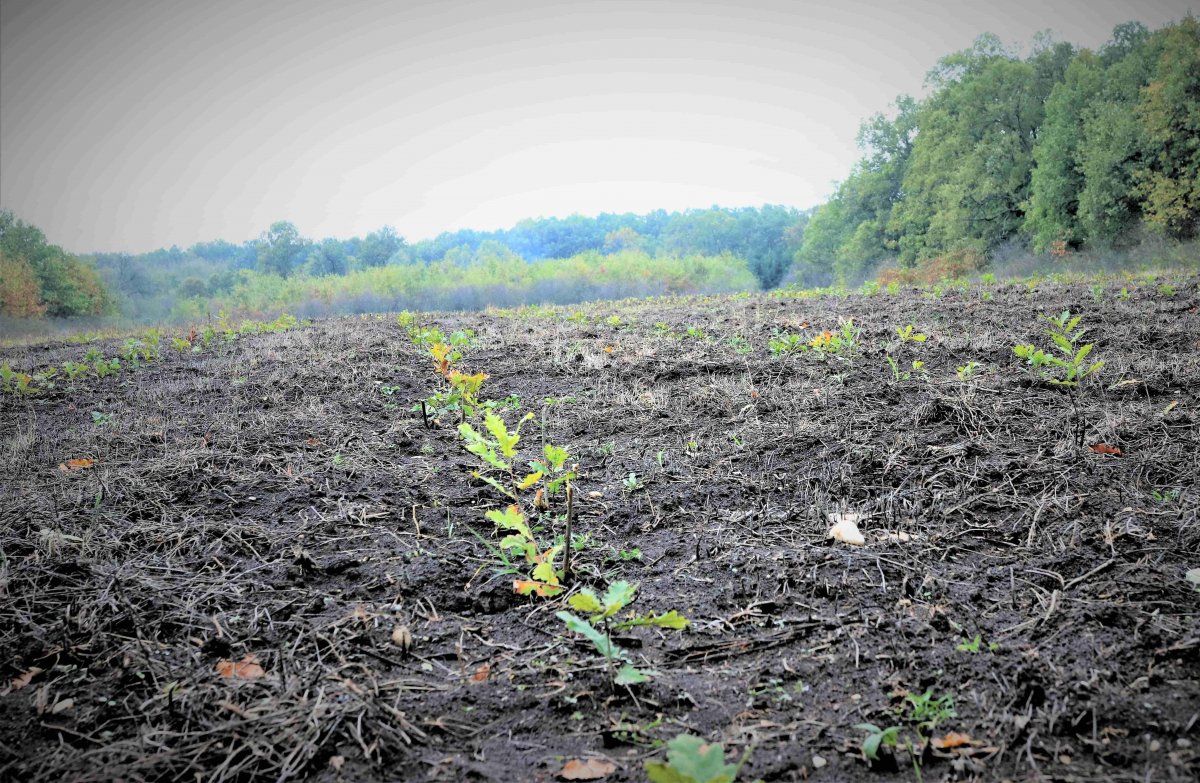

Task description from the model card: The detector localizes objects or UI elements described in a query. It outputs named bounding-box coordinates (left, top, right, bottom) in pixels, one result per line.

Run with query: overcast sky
left=1, top=0, right=1195, bottom=253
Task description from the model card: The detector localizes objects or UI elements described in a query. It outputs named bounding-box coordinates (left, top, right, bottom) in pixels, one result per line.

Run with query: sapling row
left=1, top=314, right=303, bottom=397
left=405, top=313, right=689, bottom=695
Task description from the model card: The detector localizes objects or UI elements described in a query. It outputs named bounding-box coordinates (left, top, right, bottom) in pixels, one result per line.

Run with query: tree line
left=3, top=18, right=1196, bottom=321
left=794, top=18, right=1199, bottom=285
left=80, top=206, right=807, bottom=320
left=0, top=211, right=113, bottom=318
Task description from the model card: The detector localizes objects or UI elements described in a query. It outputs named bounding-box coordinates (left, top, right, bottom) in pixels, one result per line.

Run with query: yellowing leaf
left=514, top=579, right=564, bottom=598
left=58, top=458, right=94, bottom=471
left=518, top=471, right=544, bottom=490
left=560, top=757, right=617, bottom=780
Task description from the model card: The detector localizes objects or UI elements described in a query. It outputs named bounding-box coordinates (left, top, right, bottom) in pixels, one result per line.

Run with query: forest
left=1, top=18, right=1197, bottom=326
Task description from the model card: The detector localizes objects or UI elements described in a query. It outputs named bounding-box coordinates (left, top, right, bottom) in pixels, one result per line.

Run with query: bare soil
left=2, top=277, right=1198, bottom=782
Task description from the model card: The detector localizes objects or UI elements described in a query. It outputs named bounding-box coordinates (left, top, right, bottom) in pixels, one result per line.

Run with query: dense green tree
left=0, top=250, right=46, bottom=318
left=1135, top=17, right=1200, bottom=238
left=358, top=225, right=404, bottom=267
left=0, top=211, right=112, bottom=317
left=890, top=35, right=1063, bottom=263
left=305, top=239, right=350, bottom=276
left=256, top=221, right=308, bottom=278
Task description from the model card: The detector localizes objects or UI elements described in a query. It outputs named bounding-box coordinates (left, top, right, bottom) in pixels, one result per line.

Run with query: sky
left=1, top=0, right=1196, bottom=253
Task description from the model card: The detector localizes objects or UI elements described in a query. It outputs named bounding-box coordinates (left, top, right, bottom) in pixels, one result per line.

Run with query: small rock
left=812, top=754, right=826, bottom=769
left=1177, top=738, right=1192, bottom=749
left=1149, top=739, right=1161, bottom=752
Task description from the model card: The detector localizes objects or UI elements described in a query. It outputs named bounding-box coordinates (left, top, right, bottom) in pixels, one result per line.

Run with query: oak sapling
left=556, top=580, right=687, bottom=687
left=61, top=361, right=89, bottom=382
left=644, top=734, right=746, bottom=783
left=489, top=504, right=564, bottom=597
left=458, top=411, right=536, bottom=496
left=1012, top=311, right=1104, bottom=389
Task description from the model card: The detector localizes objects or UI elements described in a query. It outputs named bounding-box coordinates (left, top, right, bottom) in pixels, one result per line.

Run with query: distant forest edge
left=1, top=18, right=1197, bottom=325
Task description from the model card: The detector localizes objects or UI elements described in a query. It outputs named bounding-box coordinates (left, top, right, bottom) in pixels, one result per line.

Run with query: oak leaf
left=932, top=731, right=975, bottom=749
left=560, top=757, right=617, bottom=780
left=216, top=654, right=265, bottom=679
left=10, top=666, right=44, bottom=690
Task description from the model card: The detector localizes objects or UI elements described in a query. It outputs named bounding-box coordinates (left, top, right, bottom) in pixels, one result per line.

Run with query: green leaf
left=459, top=423, right=509, bottom=469
left=1049, top=332, right=1074, bottom=355
left=861, top=731, right=883, bottom=760
left=517, top=471, right=543, bottom=490
left=544, top=443, right=569, bottom=472
left=614, top=610, right=689, bottom=630
left=471, top=471, right=517, bottom=500
left=614, top=663, right=650, bottom=685
left=568, top=589, right=604, bottom=615
left=486, top=505, right=531, bottom=540
left=483, top=412, right=520, bottom=458
left=1185, top=568, right=1200, bottom=592
left=601, top=580, right=638, bottom=618
left=645, top=735, right=738, bottom=783
left=644, top=763, right=692, bottom=783
left=1074, top=343, right=1093, bottom=364
left=531, top=545, right=562, bottom=583
left=557, top=611, right=629, bottom=661
left=498, top=534, right=527, bottom=553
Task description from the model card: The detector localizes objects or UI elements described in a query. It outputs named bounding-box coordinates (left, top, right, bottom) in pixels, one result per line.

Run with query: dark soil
left=2, top=277, right=1199, bottom=782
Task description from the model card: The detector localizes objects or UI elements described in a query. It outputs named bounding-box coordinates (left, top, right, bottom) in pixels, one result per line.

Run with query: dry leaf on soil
left=827, top=513, right=865, bottom=546
left=471, top=663, right=490, bottom=683
left=932, top=731, right=976, bottom=749
left=560, top=758, right=617, bottom=780
left=215, top=654, right=265, bottom=679
left=58, top=458, right=95, bottom=471
left=1089, top=443, right=1122, bottom=456
left=10, top=666, right=44, bottom=690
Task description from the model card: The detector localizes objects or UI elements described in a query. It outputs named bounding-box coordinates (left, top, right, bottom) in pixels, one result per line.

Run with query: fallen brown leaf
left=560, top=757, right=617, bottom=780
left=216, top=654, right=265, bottom=679
left=471, top=663, right=491, bottom=683
left=58, top=458, right=94, bottom=471
left=932, top=731, right=976, bottom=749
left=1090, top=443, right=1121, bottom=456
left=10, top=666, right=44, bottom=690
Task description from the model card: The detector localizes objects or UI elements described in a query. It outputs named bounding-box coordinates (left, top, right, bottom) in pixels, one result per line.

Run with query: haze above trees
left=2, top=18, right=1196, bottom=323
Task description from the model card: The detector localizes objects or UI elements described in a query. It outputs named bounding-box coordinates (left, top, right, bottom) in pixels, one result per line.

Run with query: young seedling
left=955, top=361, right=982, bottom=382
left=61, top=361, right=89, bottom=382
left=0, top=364, right=37, bottom=396
left=489, top=504, right=564, bottom=597
left=644, top=734, right=746, bottom=783
left=807, top=318, right=861, bottom=362
left=904, top=688, right=956, bottom=733
left=556, top=580, right=687, bottom=687
left=459, top=411, right=536, bottom=496
left=855, top=723, right=904, bottom=763
left=955, top=634, right=999, bottom=654
left=768, top=331, right=804, bottom=356
left=895, top=324, right=927, bottom=344
left=527, top=442, right=577, bottom=496
left=1012, top=311, right=1104, bottom=389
